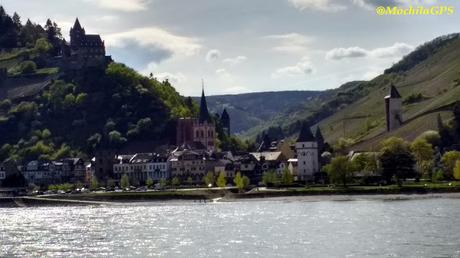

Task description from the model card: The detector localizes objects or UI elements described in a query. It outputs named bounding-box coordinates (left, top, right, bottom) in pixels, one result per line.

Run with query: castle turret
left=385, top=85, right=403, bottom=132
left=70, top=18, right=85, bottom=49
left=221, top=109, right=230, bottom=136
left=296, top=123, right=319, bottom=182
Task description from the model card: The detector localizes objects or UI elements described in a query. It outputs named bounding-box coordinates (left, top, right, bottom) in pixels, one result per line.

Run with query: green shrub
left=20, top=61, right=37, bottom=74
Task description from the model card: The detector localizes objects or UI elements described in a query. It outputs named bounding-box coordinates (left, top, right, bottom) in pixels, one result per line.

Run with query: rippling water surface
left=1, top=197, right=460, bottom=257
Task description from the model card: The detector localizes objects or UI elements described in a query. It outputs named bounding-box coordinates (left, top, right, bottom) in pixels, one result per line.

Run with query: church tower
left=192, top=86, right=216, bottom=151
left=221, top=109, right=230, bottom=136
left=296, top=123, right=319, bottom=182
left=385, top=85, right=403, bottom=132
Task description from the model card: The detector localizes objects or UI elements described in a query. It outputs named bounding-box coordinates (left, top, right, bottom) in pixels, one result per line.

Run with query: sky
left=1, top=0, right=459, bottom=96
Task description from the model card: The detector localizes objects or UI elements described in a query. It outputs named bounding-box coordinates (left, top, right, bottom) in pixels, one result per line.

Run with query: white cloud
left=326, top=42, right=414, bottom=60
left=272, top=57, right=314, bottom=79
left=223, top=56, right=247, bottom=66
left=288, top=0, right=347, bottom=12
left=326, top=47, right=368, bottom=60
left=154, top=72, right=186, bottom=84
left=264, top=33, right=312, bottom=53
left=84, top=0, right=150, bottom=12
left=216, top=68, right=231, bottom=78
left=370, top=43, right=414, bottom=58
left=206, top=49, right=221, bottom=63
left=105, top=27, right=201, bottom=57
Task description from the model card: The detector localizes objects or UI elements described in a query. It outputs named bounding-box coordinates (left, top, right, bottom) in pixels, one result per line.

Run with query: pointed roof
left=73, top=18, right=82, bottom=30
left=297, top=123, right=315, bottom=142
left=199, top=87, right=212, bottom=123
left=221, top=109, right=230, bottom=121
left=389, top=85, right=401, bottom=98
left=315, top=127, right=324, bottom=141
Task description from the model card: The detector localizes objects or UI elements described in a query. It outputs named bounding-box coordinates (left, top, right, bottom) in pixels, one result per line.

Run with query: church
left=176, top=87, right=219, bottom=151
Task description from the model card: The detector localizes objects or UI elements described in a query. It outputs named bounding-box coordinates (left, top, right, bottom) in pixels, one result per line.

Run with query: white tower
left=296, top=123, right=319, bottom=182
left=385, top=85, right=403, bottom=132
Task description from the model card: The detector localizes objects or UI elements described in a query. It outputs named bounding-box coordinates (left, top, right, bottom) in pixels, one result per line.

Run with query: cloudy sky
left=1, top=0, right=459, bottom=96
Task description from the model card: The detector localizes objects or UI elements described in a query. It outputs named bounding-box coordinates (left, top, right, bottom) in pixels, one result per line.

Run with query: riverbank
left=2, top=183, right=460, bottom=207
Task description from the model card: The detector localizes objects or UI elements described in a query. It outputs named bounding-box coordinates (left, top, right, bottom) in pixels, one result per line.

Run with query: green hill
left=246, top=33, right=460, bottom=149
left=197, top=90, right=328, bottom=135
left=0, top=8, right=196, bottom=162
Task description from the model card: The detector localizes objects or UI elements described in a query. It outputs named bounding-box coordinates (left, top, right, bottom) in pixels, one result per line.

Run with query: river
left=1, top=196, right=460, bottom=257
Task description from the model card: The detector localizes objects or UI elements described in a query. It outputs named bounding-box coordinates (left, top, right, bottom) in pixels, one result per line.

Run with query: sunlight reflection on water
left=1, top=198, right=460, bottom=257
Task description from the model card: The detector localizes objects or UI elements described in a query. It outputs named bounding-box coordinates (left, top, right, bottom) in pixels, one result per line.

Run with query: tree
left=34, top=38, right=51, bottom=53
left=323, top=156, right=354, bottom=187
left=262, top=170, right=278, bottom=186
left=159, top=178, right=167, bottom=189
left=379, top=137, right=416, bottom=185
left=120, top=174, right=130, bottom=189
left=441, top=151, right=460, bottom=178
left=216, top=171, right=227, bottom=187
left=108, top=130, right=127, bottom=147
left=454, top=161, right=460, bottom=180
left=90, top=177, right=99, bottom=190
left=171, top=177, right=181, bottom=188
left=281, top=168, right=293, bottom=185
left=233, top=172, right=245, bottom=192
left=416, top=131, right=440, bottom=147
left=12, top=12, right=22, bottom=30
left=203, top=171, right=215, bottom=187
left=106, top=178, right=115, bottom=189
left=186, top=176, right=193, bottom=185
left=410, top=138, right=434, bottom=178
left=20, top=61, right=37, bottom=74
left=242, top=176, right=250, bottom=189
left=146, top=177, right=154, bottom=188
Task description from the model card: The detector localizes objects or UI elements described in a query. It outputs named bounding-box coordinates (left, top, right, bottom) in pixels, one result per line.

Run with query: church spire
left=199, top=81, right=211, bottom=123
left=73, top=18, right=82, bottom=30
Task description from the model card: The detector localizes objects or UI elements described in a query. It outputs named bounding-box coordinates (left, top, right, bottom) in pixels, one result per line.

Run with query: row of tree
left=325, top=129, right=460, bottom=187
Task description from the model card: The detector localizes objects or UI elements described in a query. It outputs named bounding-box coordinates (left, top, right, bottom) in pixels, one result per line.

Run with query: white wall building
left=385, top=85, right=403, bottom=132
left=113, top=153, right=169, bottom=183
left=295, top=123, right=319, bottom=181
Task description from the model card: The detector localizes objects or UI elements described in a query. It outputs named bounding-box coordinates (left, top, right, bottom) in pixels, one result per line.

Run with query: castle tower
left=385, top=85, right=403, bottom=132
left=221, top=109, right=230, bottom=136
left=70, top=18, right=85, bottom=50
left=296, top=123, right=319, bottom=182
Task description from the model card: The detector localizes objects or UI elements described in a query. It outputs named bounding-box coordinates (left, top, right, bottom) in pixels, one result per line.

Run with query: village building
left=22, top=161, right=62, bottom=186
left=113, top=153, right=169, bottom=184
left=169, top=144, right=209, bottom=182
left=176, top=87, right=217, bottom=152
left=295, top=123, right=319, bottom=182
left=385, top=85, right=403, bottom=132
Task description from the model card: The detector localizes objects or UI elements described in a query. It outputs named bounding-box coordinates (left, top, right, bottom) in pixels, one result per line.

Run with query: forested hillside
left=0, top=7, right=196, bottom=162
left=250, top=33, right=460, bottom=150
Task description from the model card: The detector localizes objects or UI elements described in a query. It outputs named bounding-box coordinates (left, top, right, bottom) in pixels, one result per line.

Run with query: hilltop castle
left=57, top=18, right=111, bottom=69
left=70, top=18, right=106, bottom=58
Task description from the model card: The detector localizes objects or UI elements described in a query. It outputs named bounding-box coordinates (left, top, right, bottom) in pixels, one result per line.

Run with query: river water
left=1, top=196, right=460, bottom=257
